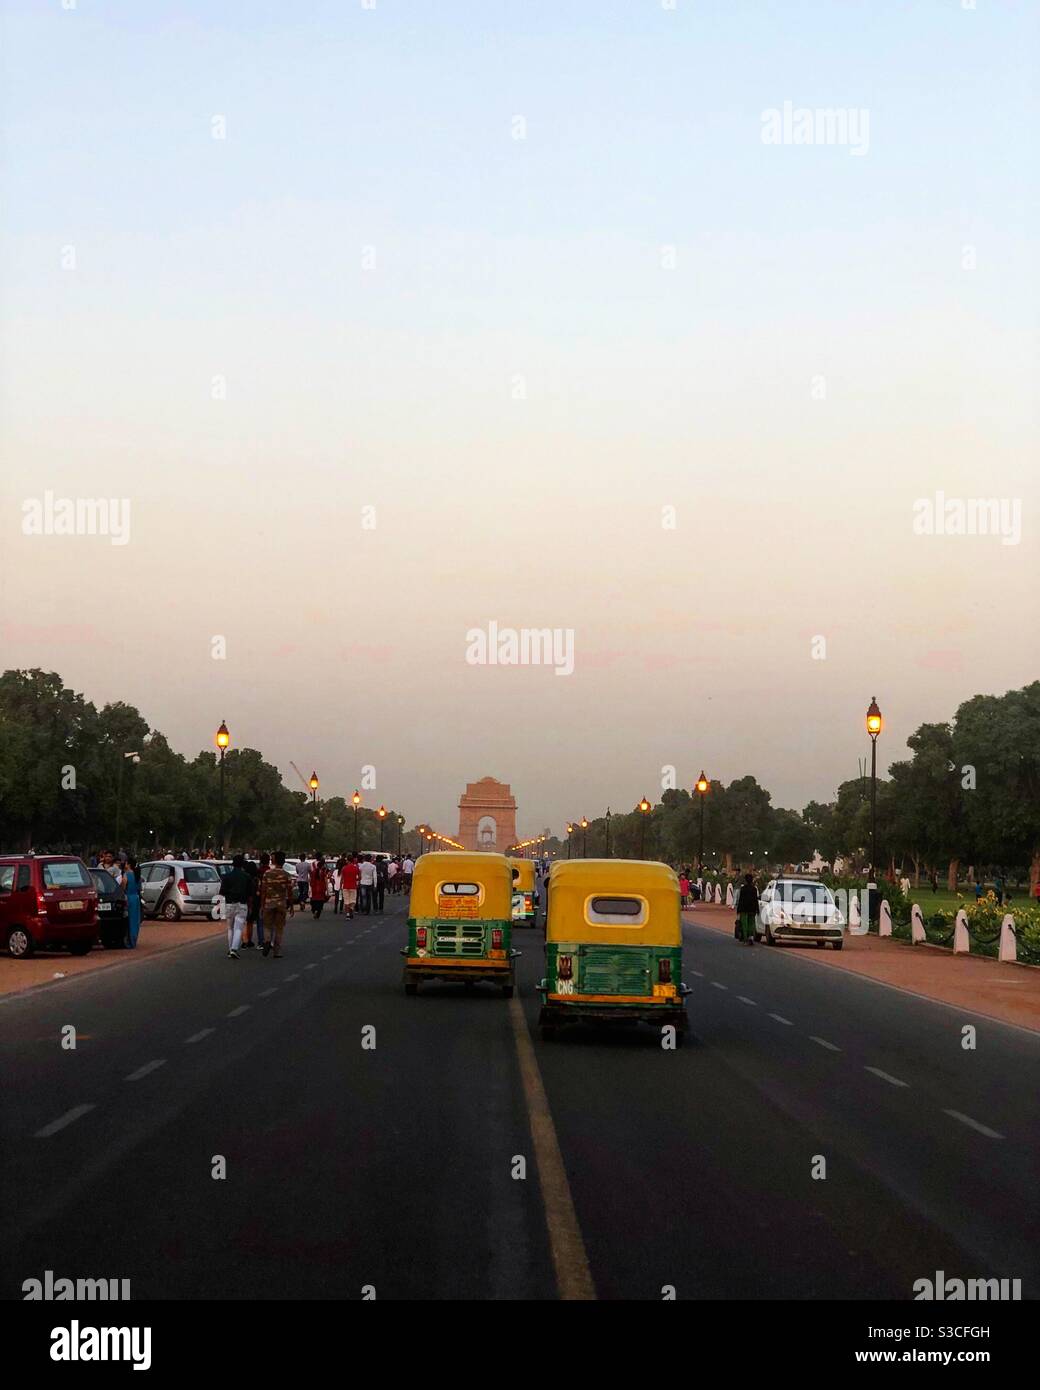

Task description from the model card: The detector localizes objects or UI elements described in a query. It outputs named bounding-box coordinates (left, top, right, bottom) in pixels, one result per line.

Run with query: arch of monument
left=457, top=777, right=518, bottom=853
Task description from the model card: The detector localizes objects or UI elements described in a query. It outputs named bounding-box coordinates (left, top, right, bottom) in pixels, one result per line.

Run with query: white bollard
left=714, top=884, right=722, bottom=905
left=999, top=915, right=1017, bottom=962
left=911, top=903, right=926, bottom=944
left=953, top=909, right=970, bottom=954
left=879, top=899, right=892, bottom=937
left=725, top=883, right=734, bottom=908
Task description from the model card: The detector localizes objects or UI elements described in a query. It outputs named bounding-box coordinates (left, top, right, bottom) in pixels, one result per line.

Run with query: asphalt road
left=2, top=896, right=1037, bottom=1301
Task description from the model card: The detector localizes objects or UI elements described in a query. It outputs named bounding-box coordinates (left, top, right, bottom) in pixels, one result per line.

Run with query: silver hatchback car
left=139, top=860, right=223, bottom=921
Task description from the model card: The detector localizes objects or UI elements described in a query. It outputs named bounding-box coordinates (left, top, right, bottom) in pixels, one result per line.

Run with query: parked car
left=756, top=876, right=845, bottom=948
left=138, top=860, right=222, bottom=921
left=0, top=854, right=99, bottom=959
left=89, top=867, right=129, bottom=948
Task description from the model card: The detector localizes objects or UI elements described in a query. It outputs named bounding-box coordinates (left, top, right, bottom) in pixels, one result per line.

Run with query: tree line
left=0, top=670, right=417, bottom=855
left=1, top=669, right=1037, bottom=886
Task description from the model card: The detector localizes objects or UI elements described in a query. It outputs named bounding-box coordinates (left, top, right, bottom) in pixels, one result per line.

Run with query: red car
left=0, top=854, right=99, bottom=959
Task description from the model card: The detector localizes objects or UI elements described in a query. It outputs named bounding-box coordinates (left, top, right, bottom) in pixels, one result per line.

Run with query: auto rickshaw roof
left=545, top=858, right=682, bottom=945
left=409, top=851, right=514, bottom=918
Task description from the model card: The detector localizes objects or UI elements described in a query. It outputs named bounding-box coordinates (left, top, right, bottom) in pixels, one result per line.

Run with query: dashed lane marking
left=126, top=1060, right=166, bottom=1082
left=810, top=1036, right=841, bottom=1052
left=227, top=1005, right=250, bottom=1018
left=35, top=1104, right=95, bottom=1138
left=864, top=1066, right=909, bottom=1088
left=943, top=1109, right=1004, bottom=1139
left=768, top=1013, right=793, bottom=1025
left=185, top=1029, right=214, bottom=1044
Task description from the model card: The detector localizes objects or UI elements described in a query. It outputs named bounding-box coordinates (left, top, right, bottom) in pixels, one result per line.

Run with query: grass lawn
left=896, top=884, right=1033, bottom=915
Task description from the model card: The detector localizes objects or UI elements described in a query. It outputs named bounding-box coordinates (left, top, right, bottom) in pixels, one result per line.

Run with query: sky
left=1, top=0, right=1037, bottom=842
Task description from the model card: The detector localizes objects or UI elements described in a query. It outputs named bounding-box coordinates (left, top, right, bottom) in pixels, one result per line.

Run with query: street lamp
left=378, top=805, right=387, bottom=850
left=638, top=797, right=651, bottom=859
left=566, top=823, right=573, bottom=859
left=605, top=808, right=612, bottom=858
left=866, top=697, right=883, bottom=882
left=115, top=750, right=141, bottom=849
left=352, top=789, right=361, bottom=854
left=417, top=824, right=426, bottom=857
left=580, top=816, right=588, bottom=858
left=397, top=815, right=404, bottom=855
left=215, top=721, right=230, bottom=853
left=695, top=772, right=709, bottom=873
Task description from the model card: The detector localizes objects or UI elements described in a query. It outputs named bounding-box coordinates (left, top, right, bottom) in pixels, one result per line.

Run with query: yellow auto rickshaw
left=403, top=851, right=518, bottom=996
left=538, top=859, right=689, bottom=1041
left=508, top=856, right=539, bottom=929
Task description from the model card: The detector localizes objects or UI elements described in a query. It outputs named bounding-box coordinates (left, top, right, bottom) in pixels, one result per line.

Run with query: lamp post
left=417, top=824, right=426, bottom=857
left=638, top=797, right=651, bottom=859
left=397, top=815, right=404, bottom=855
left=215, top=721, right=230, bottom=853
left=378, top=805, right=387, bottom=850
left=115, top=750, right=141, bottom=849
left=580, top=817, right=588, bottom=858
left=695, top=772, right=709, bottom=872
left=866, top=697, right=883, bottom=882
left=566, top=823, right=573, bottom=859
left=352, top=790, right=361, bottom=854
left=605, top=808, right=612, bottom=858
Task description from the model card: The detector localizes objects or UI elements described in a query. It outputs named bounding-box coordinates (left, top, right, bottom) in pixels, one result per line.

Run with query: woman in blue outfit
left=125, top=858, right=142, bottom=948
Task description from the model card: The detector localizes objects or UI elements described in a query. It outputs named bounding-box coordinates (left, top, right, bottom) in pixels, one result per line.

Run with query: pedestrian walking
left=333, top=856, right=346, bottom=913
left=678, top=872, right=690, bottom=908
left=222, top=853, right=252, bottom=958
left=402, top=854, right=414, bottom=893
left=374, top=855, right=388, bottom=912
left=387, top=857, right=399, bottom=895
left=358, top=855, right=377, bottom=914
left=125, top=858, right=142, bottom=948
left=294, top=857, right=310, bottom=908
left=735, top=872, right=759, bottom=945
left=341, top=855, right=359, bottom=918
left=261, top=851, right=294, bottom=958
left=309, top=856, right=329, bottom=919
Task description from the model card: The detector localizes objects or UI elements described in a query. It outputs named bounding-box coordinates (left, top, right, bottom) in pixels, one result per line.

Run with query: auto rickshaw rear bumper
left=538, top=989, right=689, bottom=1030
left=402, top=950, right=518, bottom=986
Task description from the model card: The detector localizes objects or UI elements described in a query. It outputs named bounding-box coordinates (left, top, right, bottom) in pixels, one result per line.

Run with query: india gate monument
left=457, top=777, right=518, bottom=852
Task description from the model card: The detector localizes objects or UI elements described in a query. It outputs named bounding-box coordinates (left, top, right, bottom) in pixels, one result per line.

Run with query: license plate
left=60, top=900, right=84, bottom=911
left=98, top=902, right=112, bottom=912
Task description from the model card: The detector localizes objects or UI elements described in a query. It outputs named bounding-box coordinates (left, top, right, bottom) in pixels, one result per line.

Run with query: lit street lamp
left=417, top=824, right=427, bottom=857
left=580, top=817, right=588, bottom=858
left=397, top=815, right=404, bottom=855
left=695, top=772, right=709, bottom=872
left=604, top=808, right=612, bottom=858
left=866, top=697, right=883, bottom=884
left=352, top=789, right=361, bottom=854
left=638, top=797, right=651, bottom=859
left=378, top=805, right=387, bottom=850
left=566, top=823, right=574, bottom=859
left=215, top=721, right=230, bottom=853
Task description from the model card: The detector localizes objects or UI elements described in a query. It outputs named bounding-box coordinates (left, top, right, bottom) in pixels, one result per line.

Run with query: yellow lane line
left=508, top=996, right=596, bottom=1301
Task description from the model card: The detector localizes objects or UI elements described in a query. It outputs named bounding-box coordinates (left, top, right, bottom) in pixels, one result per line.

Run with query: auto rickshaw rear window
left=587, top=896, right=648, bottom=925
left=439, top=881, right=480, bottom=896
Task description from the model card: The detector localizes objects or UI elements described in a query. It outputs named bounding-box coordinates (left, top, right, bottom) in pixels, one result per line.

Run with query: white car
left=756, top=877, right=845, bottom=949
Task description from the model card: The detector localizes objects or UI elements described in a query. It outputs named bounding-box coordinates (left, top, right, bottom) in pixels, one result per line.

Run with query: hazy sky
left=2, top=0, right=1037, bottom=840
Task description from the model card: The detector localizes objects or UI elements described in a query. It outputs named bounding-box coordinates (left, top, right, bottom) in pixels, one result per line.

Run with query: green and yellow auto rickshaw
left=403, top=851, right=519, bottom=996
left=538, top=859, right=690, bottom=1041
left=508, top=856, right=539, bottom=929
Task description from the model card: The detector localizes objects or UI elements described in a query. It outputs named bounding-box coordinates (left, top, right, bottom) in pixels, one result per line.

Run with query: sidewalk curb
left=0, top=928, right=227, bottom=1006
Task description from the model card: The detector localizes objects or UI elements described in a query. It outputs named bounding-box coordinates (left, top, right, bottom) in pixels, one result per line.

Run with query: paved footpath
left=685, top=903, right=1040, bottom=1033
left=0, top=916, right=227, bottom=999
